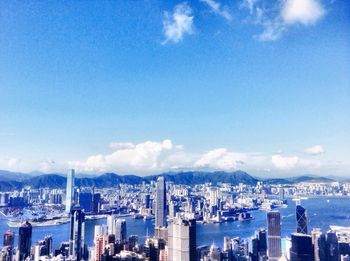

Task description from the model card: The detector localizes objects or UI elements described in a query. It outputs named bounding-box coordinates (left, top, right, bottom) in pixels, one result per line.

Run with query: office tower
left=65, top=169, right=75, bottom=213
left=257, top=229, right=267, bottom=259
left=17, top=221, right=32, bottom=261
left=296, top=205, right=308, bottom=234
left=311, top=228, right=322, bottom=261
left=107, top=215, right=116, bottom=235
left=143, top=194, right=151, bottom=209
left=290, top=233, right=314, bottom=261
left=318, top=233, right=327, bottom=261
left=69, top=207, right=86, bottom=261
left=79, top=191, right=93, bottom=213
left=326, top=231, right=339, bottom=261
left=94, top=225, right=108, bottom=242
left=93, top=193, right=101, bottom=214
left=267, top=211, right=282, bottom=260
left=114, top=219, right=127, bottom=242
left=155, top=176, right=167, bottom=228
left=3, top=231, right=14, bottom=248
left=168, top=218, right=196, bottom=261
left=279, top=187, right=285, bottom=200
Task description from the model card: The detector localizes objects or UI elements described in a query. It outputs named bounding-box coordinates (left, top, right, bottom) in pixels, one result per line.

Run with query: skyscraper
left=326, top=231, right=339, bottom=261
left=155, top=176, right=167, bottom=228
left=290, top=233, right=314, bottom=261
left=114, top=219, right=127, bottom=243
left=168, top=218, right=196, bottom=261
left=17, top=221, right=32, bottom=261
left=267, top=211, right=282, bottom=260
left=107, top=215, right=116, bottom=235
left=66, top=169, right=75, bottom=213
left=69, top=207, right=86, bottom=261
left=3, top=231, right=15, bottom=248
left=311, top=228, right=322, bottom=261
left=296, top=205, right=308, bottom=234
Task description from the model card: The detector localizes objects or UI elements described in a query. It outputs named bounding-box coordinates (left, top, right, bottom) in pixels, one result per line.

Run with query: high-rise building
left=267, top=211, right=282, bottom=260
left=114, top=219, right=127, bottom=243
left=69, top=207, right=86, bottom=261
left=3, top=231, right=14, bottom=248
left=326, top=231, right=339, bottom=261
left=155, top=176, right=167, bottom=228
left=311, top=228, right=322, bottom=261
left=17, top=221, right=32, bottom=261
left=65, top=169, right=75, bottom=213
left=106, top=215, right=116, bottom=235
left=79, top=191, right=93, bottom=213
left=168, top=218, right=196, bottom=261
left=95, top=235, right=108, bottom=261
left=296, top=205, right=308, bottom=234
left=290, top=233, right=314, bottom=261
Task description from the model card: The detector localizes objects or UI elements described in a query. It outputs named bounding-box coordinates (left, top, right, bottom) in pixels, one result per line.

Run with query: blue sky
left=0, top=0, right=349, bottom=176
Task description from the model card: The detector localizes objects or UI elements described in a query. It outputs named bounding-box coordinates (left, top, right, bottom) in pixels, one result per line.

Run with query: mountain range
left=0, top=169, right=339, bottom=191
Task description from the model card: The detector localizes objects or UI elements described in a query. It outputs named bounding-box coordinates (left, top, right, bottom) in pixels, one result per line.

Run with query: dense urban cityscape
left=1, top=1, right=349, bottom=261
left=1, top=169, right=350, bottom=261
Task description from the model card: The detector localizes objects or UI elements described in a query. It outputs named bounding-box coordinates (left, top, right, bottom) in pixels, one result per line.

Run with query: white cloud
left=162, top=3, right=194, bottom=44
left=304, top=145, right=325, bottom=155
left=67, top=139, right=333, bottom=176
left=242, top=0, right=326, bottom=41
left=271, top=154, right=299, bottom=169
left=69, top=139, right=177, bottom=174
left=282, top=0, right=325, bottom=25
left=195, top=148, right=247, bottom=170
left=69, top=140, right=266, bottom=174
left=200, top=0, right=233, bottom=21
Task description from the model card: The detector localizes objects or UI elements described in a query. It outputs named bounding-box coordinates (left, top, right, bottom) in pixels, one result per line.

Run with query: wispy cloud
left=200, top=0, right=233, bottom=21
left=162, top=2, right=194, bottom=44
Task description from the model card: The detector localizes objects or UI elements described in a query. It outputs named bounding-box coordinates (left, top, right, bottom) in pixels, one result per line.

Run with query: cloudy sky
left=0, top=0, right=349, bottom=177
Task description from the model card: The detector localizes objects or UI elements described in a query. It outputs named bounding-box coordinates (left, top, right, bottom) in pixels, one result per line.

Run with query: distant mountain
left=287, top=175, right=335, bottom=183
left=146, top=171, right=259, bottom=185
left=23, top=174, right=67, bottom=189
left=0, top=170, right=32, bottom=182
left=0, top=169, right=341, bottom=190
left=0, top=180, right=22, bottom=191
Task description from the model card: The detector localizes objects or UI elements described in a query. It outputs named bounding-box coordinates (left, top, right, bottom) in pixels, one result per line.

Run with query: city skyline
left=0, top=0, right=349, bottom=177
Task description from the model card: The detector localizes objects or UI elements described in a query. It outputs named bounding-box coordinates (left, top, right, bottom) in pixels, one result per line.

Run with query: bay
left=1, top=197, right=350, bottom=250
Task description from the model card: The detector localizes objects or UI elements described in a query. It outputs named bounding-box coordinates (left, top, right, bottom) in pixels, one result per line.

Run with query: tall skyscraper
left=290, top=233, right=314, bottom=261
left=267, top=211, right=282, bottom=260
left=106, top=215, right=116, bottom=235
left=155, top=176, right=167, bottom=228
left=17, top=221, right=32, bottom=261
left=66, top=169, right=75, bottom=213
left=69, top=207, right=85, bottom=261
left=326, top=231, right=339, bottom=261
left=3, top=231, right=15, bottom=248
left=296, top=204, right=308, bottom=234
left=114, top=219, right=127, bottom=243
left=168, top=218, right=196, bottom=261
left=311, top=228, right=322, bottom=261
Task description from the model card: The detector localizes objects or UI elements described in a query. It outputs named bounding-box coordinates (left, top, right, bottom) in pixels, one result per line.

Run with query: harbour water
left=1, top=197, right=350, bottom=250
